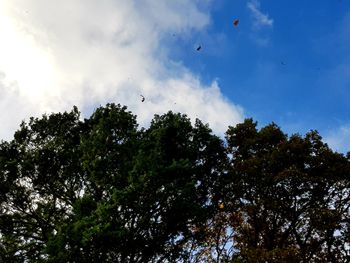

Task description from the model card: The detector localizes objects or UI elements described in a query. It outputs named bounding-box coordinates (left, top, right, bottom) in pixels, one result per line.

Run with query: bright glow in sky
left=0, top=7, right=56, bottom=102
left=0, top=0, right=350, bottom=153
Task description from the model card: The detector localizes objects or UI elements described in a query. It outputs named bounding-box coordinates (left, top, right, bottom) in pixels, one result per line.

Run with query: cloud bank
left=0, top=0, right=243, bottom=141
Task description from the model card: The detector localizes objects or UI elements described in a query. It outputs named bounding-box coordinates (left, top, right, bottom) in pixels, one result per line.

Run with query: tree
left=0, top=104, right=226, bottom=262
left=221, top=119, right=350, bottom=262
left=0, top=106, right=84, bottom=262
left=1, top=107, right=350, bottom=262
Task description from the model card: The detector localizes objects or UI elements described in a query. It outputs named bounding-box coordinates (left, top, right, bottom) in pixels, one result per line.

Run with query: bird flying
left=140, top=95, right=145, bottom=102
left=233, top=19, right=239, bottom=27
left=196, top=45, right=202, bottom=51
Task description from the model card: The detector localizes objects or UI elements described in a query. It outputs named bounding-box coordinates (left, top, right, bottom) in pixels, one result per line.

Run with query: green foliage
left=1, top=107, right=350, bottom=262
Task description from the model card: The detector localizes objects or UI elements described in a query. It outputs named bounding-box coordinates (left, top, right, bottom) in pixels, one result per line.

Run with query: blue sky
left=0, top=0, right=350, bottom=152
left=171, top=0, right=350, bottom=138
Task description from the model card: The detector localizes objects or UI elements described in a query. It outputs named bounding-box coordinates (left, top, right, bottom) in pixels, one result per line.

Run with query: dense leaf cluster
left=1, top=104, right=350, bottom=262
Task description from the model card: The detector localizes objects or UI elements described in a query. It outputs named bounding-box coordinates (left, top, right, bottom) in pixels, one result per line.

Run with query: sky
left=0, top=0, right=350, bottom=153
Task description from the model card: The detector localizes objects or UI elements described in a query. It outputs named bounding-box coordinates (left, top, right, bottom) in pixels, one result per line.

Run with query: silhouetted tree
left=0, top=104, right=226, bottom=262
left=1, top=107, right=350, bottom=263
left=220, top=119, right=350, bottom=262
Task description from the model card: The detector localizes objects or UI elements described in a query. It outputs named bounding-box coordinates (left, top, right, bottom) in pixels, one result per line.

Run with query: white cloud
left=247, top=0, right=273, bottom=29
left=0, top=72, right=39, bottom=139
left=0, top=0, right=243, bottom=141
left=324, top=125, right=350, bottom=154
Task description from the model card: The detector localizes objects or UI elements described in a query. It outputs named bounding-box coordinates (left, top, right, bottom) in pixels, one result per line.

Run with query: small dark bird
left=196, top=45, right=202, bottom=51
left=281, top=61, right=286, bottom=66
left=140, top=95, right=145, bottom=102
left=233, top=19, right=239, bottom=27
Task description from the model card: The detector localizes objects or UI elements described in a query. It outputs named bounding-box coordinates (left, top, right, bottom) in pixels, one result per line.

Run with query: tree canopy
left=1, top=104, right=350, bottom=262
